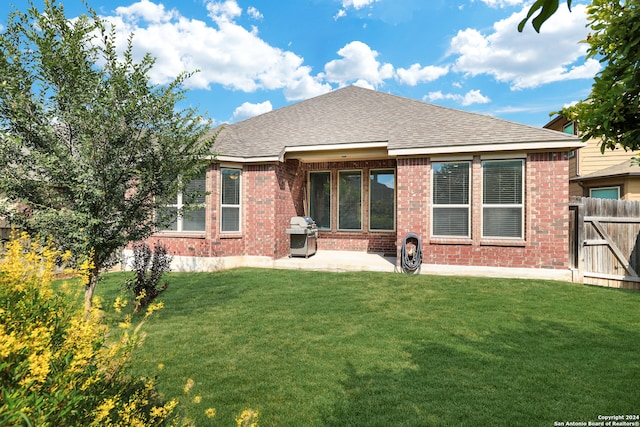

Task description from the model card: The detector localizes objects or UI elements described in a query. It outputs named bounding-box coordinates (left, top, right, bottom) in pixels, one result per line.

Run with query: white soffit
left=389, top=140, right=586, bottom=157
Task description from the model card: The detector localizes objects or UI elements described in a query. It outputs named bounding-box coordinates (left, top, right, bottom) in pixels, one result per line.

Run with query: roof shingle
left=211, top=85, right=581, bottom=160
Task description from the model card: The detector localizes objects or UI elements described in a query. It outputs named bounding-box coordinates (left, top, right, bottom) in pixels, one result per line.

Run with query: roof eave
left=213, top=155, right=281, bottom=163
left=571, top=172, right=640, bottom=182
left=388, top=140, right=586, bottom=157
left=279, top=141, right=389, bottom=162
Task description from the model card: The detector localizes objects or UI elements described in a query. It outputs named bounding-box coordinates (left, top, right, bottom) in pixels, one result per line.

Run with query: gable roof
left=211, top=85, right=583, bottom=162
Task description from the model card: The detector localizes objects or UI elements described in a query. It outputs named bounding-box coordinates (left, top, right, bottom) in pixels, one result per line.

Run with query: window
left=370, top=170, right=395, bottom=231
left=158, top=172, right=206, bottom=232
left=221, top=168, right=241, bottom=233
left=338, top=170, right=362, bottom=230
left=432, top=162, right=470, bottom=237
left=482, top=159, right=524, bottom=239
left=563, top=122, right=576, bottom=135
left=590, top=186, right=620, bottom=199
left=309, top=172, right=331, bottom=230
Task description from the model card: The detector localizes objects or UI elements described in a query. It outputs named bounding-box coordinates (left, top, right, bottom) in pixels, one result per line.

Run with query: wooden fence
left=569, top=197, right=640, bottom=290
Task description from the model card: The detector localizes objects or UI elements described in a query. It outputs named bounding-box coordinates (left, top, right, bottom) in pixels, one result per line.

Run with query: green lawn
left=97, top=269, right=640, bottom=427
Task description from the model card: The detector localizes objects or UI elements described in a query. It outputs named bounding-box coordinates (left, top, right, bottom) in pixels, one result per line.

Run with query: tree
left=0, top=0, right=215, bottom=312
left=521, top=0, right=640, bottom=153
left=562, top=0, right=640, bottom=153
left=518, top=0, right=573, bottom=33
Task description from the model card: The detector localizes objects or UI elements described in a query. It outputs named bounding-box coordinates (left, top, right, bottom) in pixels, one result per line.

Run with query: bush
left=0, top=233, right=179, bottom=426
left=125, top=242, right=172, bottom=311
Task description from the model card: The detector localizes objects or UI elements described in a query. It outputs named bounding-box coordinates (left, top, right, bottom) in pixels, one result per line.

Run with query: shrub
left=0, top=233, right=180, bottom=426
left=125, top=242, right=172, bottom=311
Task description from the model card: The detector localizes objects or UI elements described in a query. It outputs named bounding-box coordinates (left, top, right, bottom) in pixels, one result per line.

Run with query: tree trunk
left=84, top=267, right=100, bottom=317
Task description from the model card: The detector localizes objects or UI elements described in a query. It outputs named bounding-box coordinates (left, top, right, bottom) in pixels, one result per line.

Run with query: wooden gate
left=569, top=197, right=640, bottom=290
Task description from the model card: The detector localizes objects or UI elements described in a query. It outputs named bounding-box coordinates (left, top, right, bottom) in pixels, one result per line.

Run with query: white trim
left=389, top=140, right=585, bottom=157
left=216, top=155, right=280, bottom=163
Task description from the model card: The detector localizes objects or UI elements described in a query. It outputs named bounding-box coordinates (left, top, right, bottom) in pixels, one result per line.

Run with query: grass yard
left=97, top=269, right=640, bottom=426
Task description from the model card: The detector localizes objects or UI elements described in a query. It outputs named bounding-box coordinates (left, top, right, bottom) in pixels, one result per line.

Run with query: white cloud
left=101, top=0, right=325, bottom=100
left=448, top=4, right=599, bottom=90
left=342, top=0, right=379, bottom=9
left=115, top=0, right=178, bottom=24
left=247, top=6, right=263, bottom=20
left=324, top=41, right=394, bottom=88
left=334, top=0, right=378, bottom=19
left=396, top=64, right=450, bottom=86
left=478, top=0, right=524, bottom=7
left=232, top=100, right=272, bottom=120
left=334, top=9, right=347, bottom=20
left=283, top=74, right=332, bottom=101
left=425, top=89, right=491, bottom=106
left=206, top=0, right=242, bottom=23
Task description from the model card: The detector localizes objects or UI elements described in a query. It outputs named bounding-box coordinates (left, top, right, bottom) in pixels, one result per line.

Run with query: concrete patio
left=272, top=250, right=573, bottom=282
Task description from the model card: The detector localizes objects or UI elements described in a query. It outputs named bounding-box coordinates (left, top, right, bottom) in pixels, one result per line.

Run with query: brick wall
left=146, top=152, right=570, bottom=271
left=396, top=153, right=570, bottom=270
left=274, top=160, right=305, bottom=258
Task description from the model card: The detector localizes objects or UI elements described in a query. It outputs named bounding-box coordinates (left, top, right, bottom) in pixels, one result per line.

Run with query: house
left=137, top=86, right=584, bottom=278
left=544, top=115, right=640, bottom=200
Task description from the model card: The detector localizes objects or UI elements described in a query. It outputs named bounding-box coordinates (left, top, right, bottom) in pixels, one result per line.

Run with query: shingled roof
left=211, top=85, right=583, bottom=162
left=572, top=159, right=640, bottom=182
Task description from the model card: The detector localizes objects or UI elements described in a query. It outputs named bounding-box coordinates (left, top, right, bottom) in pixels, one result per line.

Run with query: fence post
left=569, top=197, right=585, bottom=283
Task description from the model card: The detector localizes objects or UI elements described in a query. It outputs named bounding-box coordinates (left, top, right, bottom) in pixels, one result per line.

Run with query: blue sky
left=0, top=0, right=597, bottom=127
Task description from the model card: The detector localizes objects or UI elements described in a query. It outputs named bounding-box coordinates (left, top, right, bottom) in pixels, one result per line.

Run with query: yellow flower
left=145, top=301, right=164, bottom=316
left=93, top=398, right=116, bottom=423
left=183, top=378, right=195, bottom=394
left=193, top=395, right=202, bottom=404
left=205, top=408, right=217, bottom=419
left=113, top=296, right=127, bottom=313
left=236, top=409, right=259, bottom=427
left=157, top=363, right=165, bottom=371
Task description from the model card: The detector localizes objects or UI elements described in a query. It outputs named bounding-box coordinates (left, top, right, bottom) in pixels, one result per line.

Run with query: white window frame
left=338, top=169, right=363, bottom=231
left=369, top=169, right=396, bottom=232
left=220, top=168, right=242, bottom=233
left=589, top=186, right=620, bottom=199
left=431, top=161, right=471, bottom=238
left=158, top=172, right=207, bottom=233
left=481, top=159, right=525, bottom=240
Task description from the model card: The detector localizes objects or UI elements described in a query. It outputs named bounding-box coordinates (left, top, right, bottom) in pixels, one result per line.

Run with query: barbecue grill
left=286, top=216, right=318, bottom=258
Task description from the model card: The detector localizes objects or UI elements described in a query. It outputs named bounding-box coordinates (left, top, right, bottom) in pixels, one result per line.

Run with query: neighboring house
left=544, top=115, right=640, bottom=200
left=139, top=86, right=583, bottom=277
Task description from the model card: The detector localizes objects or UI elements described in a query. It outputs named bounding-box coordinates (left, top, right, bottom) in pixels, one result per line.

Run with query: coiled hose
left=400, top=233, right=422, bottom=274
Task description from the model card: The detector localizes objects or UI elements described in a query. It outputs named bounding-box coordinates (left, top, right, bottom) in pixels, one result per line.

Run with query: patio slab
left=274, top=250, right=397, bottom=273
left=273, top=250, right=573, bottom=282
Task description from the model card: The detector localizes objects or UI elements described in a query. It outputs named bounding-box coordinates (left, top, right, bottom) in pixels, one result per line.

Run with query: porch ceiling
left=282, top=142, right=391, bottom=163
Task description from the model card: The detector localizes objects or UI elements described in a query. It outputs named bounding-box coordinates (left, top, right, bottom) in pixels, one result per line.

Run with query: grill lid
left=286, top=216, right=317, bottom=234
left=289, top=216, right=315, bottom=228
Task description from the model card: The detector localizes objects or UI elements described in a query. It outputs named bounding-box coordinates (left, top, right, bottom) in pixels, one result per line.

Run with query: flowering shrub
left=125, top=242, right=172, bottom=311
left=0, top=233, right=180, bottom=426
